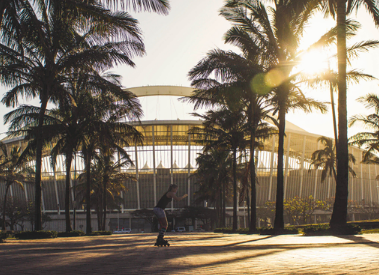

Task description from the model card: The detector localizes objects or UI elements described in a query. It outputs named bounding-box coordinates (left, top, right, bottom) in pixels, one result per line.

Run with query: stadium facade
left=1, top=86, right=378, bottom=232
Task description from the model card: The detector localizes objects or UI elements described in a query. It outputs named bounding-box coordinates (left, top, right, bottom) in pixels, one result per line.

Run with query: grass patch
left=361, top=228, right=379, bottom=234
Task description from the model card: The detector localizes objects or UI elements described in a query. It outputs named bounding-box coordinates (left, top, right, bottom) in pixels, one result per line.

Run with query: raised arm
left=167, top=192, right=188, bottom=201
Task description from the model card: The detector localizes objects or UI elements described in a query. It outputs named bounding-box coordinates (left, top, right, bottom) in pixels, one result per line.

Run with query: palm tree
left=1, top=0, right=168, bottom=231
left=191, top=103, right=248, bottom=231
left=193, top=148, right=232, bottom=228
left=221, top=0, right=328, bottom=232
left=5, top=70, right=143, bottom=232
left=310, top=136, right=356, bottom=182
left=186, top=46, right=277, bottom=232
left=0, top=1, right=146, bottom=230
left=0, top=143, right=32, bottom=230
left=84, top=145, right=135, bottom=231
left=319, top=0, right=379, bottom=229
left=79, top=92, right=143, bottom=234
left=349, top=94, right=379, bottom=165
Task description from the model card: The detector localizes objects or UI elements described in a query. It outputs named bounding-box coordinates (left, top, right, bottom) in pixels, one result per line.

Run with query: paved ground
left=2, top=232, right=379, bottom=274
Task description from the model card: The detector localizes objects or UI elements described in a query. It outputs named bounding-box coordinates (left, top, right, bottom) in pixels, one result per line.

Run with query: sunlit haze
left=1, top=0, right=379, bottom=140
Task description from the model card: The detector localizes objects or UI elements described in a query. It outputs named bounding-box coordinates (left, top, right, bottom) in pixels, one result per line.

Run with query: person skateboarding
left=153, top=184, right=188, bottom=246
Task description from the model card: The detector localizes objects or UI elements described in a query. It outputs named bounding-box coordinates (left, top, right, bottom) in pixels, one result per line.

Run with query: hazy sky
left=1, top=0, right=379, bottom=140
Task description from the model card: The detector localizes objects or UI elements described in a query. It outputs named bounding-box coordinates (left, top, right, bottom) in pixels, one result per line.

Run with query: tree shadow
left=335, top=234, right=379, bottom=249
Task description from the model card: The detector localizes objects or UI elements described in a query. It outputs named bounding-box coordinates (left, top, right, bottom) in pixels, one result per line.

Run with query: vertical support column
left=52, top=156, right=60, bottom=215
left=117, top=151, right=124, bottom=213
left=188, top=131, right=191, bottom=206
left=299, top=136, right=306, bottom=197
left=73, top=153, right=77, bottom=230
left=268, top=136, right=275, bottom=201
left=284, top=133, right=291, bottom=199
left=135, top=144, right=140, bottom=210
left=24, top=180, right=29, bottom=202
left=351, top=150, right=355, bottom=201
left=70, top=157, right=75, bottom=207
left=152, top=125, right=157, bottom=206
left=360, top=152, right=364, bottom=202
left=171, top=125, right=174, bottom=211
left=327, top=176, right=331, bottom=199
left=313, top=141, right=320, bottom=199
left=375, top=165, right=378, bottom=204
left=368, top=164, right=373, bottom=205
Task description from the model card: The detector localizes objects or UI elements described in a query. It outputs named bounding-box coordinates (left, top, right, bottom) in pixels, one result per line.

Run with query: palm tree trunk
left=2, top=184, right=9, bottom=230
left=35, top=96, right=48, bottom=231
left=330, top=0, right=349, bottom=229
left=65, top=153, right=73, bottom=232
left=274, top=103, right=286, bottom=232
left=222, top=182, right=226, bottom=227
left=232, top=148, right=238, bottom=231
left=250, top=128, right=257, bottom=232
left=85, top=150, right=92, bottom=234
left=103, top=176, right=108, bottom=231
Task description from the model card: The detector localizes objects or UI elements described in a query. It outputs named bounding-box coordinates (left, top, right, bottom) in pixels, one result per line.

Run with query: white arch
left=125, top=85, right=194, bottom=97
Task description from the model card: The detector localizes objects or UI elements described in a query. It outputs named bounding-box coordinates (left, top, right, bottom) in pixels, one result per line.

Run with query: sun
left=297, top=50, right=329, bottom=76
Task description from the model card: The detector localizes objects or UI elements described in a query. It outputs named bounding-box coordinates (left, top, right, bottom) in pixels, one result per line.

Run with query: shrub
left=0, top=231, right=9, bottom=242
left=259, top=227, right=299, bottom=235
left=302, top=224, right=361, bottom=236
left=15, top=230, right=58, bottom=239
left=57, top=230, right=85, bottom=237
left=214, top=228, right=232, bottom=233
left=89, top=231, right=112, bottom=236
left=302, top=224, right=330, bottom=236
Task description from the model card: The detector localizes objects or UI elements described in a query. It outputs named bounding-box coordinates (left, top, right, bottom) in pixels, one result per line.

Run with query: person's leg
left=158, top=216, right=168, bottom=239
left=153, top=207, right=168, bottom=240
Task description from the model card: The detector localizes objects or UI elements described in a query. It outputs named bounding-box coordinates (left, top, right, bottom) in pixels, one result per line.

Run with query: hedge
left=15, top=230, right=58, bottom=239
left=89, top=231, right=112, bottom=236
left=57, top=230, right=85, bottom=237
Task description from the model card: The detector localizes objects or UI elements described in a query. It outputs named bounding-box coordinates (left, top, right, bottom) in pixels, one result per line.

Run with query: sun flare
left=298, top=50, right=329, bottom=76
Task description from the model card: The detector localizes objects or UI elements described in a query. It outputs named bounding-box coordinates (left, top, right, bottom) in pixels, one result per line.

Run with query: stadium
left=1, top=85, right=378, bottom=232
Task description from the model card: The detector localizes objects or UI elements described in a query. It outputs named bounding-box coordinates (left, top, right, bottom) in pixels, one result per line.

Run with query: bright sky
left=1, top=0, right=379, bottom=140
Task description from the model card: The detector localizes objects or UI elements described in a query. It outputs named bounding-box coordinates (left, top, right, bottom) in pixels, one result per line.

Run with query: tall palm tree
left=0, top=0, right=147, bottom=230
left=186, top=46, right=276, bottom=232
left=79, top=91, right=143, bottom=234
left=221, top=0, right=328, bottom=232
left=319, top=0, right=379, bottom=229
left=87, top=145, right=135, bottom=231
left=191, top=103, right=248, bottom=231
left=1, top=0, right=168, bottom=231
left=193, top=148, right=232, bottom=228
left=5, top=69, right=143, bottom=232
left=310, top=136, right=356, bottom=182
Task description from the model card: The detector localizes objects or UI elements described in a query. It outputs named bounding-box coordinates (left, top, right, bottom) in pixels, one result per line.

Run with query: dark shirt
left=156, top=192, right=172, bottom=209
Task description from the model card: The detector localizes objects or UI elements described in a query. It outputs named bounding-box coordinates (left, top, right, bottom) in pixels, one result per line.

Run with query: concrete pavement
left=1, top=232, right=379, bottom=274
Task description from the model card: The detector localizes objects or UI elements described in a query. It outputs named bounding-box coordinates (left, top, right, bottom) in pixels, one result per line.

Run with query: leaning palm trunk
left=102, top=174, right=108, bottom=231
left=85, top=151, right=92, bottom=234
left=34, top=97, right=48, bottom=231
left=274, top=103, right=286, bottom=231
left=330, top=0, right=349, bottom=229
left=65, top=153, right=73, bottom=232
left=232, top=148, right=238, bottom=231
